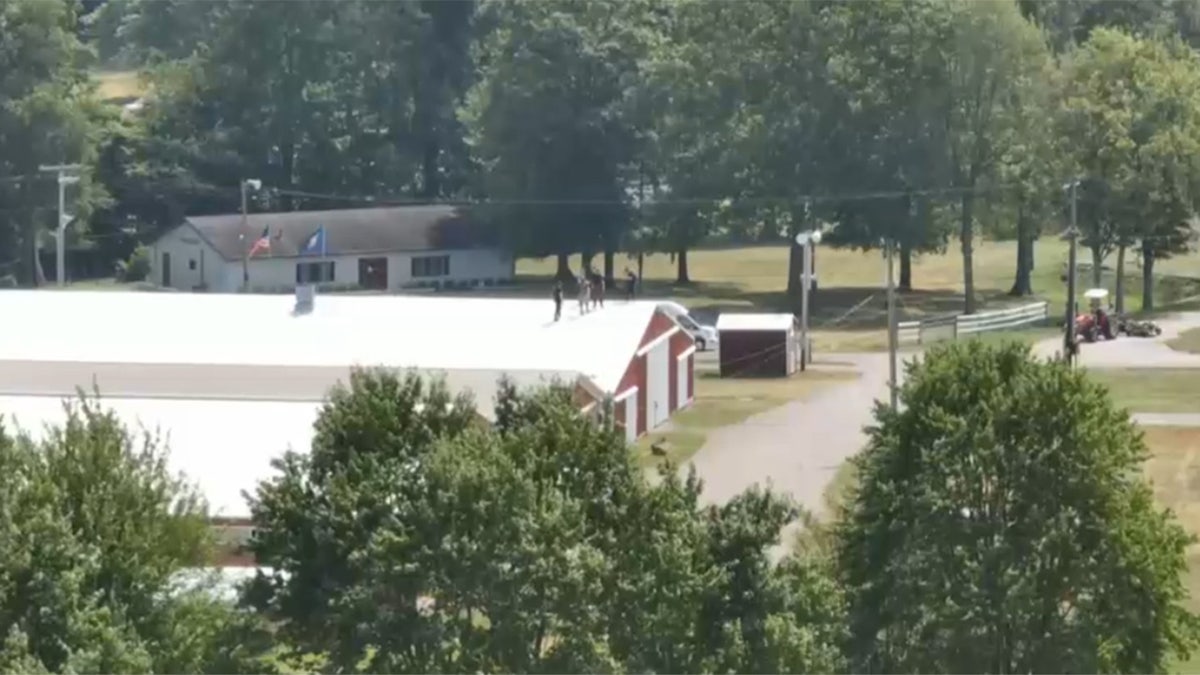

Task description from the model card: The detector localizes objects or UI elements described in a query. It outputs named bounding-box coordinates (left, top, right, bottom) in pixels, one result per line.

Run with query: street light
left=39, top=164, right=82, bottom=287
left=794, top=229, right=822, bottom=371
left=240, top=178, right=262, bottom=291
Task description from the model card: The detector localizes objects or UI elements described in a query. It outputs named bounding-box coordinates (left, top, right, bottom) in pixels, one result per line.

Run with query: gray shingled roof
left=184, top=205, right=492, bottom=261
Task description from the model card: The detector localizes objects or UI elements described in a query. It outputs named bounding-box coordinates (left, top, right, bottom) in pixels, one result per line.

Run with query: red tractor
left=1073, top=288, right=1114, bottom=343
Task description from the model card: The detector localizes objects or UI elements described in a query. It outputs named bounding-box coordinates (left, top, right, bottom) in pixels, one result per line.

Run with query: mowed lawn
left=1171, top=328, right=1200, bottom=355
left=1087, top=369, right=1200, bottom=414
left=634, top=366, right=858, bottom=467
left=518, top=240, right=1200, bottom=352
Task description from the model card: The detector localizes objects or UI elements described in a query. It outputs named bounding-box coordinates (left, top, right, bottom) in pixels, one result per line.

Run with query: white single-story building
left=150, top=205, right=514, bottom=293
left=0, top=290, right=697, bottom=564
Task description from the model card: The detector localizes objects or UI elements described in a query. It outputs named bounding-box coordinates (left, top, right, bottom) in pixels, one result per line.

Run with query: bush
left=118, top=245, right=151, bottom=282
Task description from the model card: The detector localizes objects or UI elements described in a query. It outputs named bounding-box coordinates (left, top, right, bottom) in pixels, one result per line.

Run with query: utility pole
left=1063, top=180, right=1080, bottom=366
left=39, top=164, right=82, bottom=287
left=240, top=178, right=261, bottom=291
left=795, top=224, right=822, bottom=372
left=886, top=237, right=898, bottom=409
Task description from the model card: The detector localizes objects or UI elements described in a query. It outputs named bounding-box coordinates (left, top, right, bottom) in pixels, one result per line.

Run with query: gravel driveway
left=687, top=352, right=897, bottom=515
left=1031, top=312, right=1200, bottom=369
left=690, top=311, right=1200, bottom=525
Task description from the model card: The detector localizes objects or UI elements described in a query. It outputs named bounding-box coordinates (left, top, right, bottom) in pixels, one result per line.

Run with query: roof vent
left=294, top=284, right=315, bottom=315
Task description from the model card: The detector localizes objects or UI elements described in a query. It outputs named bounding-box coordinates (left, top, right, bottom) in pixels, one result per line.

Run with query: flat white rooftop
left=0, top=291, right=663, bottom=393
left=716, top=312, right=796, bottom=332
left=1, top=395, right=315, bottom=520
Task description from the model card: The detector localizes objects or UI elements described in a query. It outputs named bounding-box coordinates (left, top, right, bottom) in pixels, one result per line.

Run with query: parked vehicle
left=657, top=301, right=719, bottom=351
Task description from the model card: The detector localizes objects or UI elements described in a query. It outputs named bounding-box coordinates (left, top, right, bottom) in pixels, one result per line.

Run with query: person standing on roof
left=593, top=273, right=605, bottom=309
left=578, top=274, right=590, bottom=314
left=552, top=281, right=563, bottom=321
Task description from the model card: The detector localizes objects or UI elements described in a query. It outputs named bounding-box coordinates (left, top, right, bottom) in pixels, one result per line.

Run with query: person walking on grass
left=552, top=281, right=563, bottom=321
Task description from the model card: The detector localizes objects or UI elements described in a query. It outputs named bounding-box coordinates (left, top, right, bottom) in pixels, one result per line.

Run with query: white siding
left=151, top=225, right=226, bottom=292
left=238, top=248, right=514, bottom=293
left=617, top=387, right=638, bottom=444
left=677, top=352, right=691, bottom=406
left=647, top=340, right=669, bottom=429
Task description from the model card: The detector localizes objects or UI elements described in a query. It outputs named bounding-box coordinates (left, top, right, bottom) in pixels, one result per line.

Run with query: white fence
left=897, top=301, right=1050, bottom=345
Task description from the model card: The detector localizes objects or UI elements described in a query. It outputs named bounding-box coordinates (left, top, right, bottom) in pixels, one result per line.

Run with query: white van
left=657, top=301, right=719, bottom=351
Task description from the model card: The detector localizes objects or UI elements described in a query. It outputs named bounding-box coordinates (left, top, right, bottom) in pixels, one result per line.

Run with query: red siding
left=687, top=354, right=694, bottom=402
left=612, top=309, right=696, bottom=438
left=637, top=311, right=679, bottom=350
left=669, top=359, right=677, bottom=411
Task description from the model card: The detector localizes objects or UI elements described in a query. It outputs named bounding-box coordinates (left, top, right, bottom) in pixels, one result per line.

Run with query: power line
left=263, top=183, right=1023, bottom=208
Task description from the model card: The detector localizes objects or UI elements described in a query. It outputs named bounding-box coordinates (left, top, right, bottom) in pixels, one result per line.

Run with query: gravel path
left=1031, top=312, right=1200, bottom=369
left=687, top=352, right=897, bottom=515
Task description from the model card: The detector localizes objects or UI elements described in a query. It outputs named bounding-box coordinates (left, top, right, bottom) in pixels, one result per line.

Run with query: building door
left=357, top=257, right=388, bottom=290
left=161, top=252, right=171, bottom=287
left=647, top=340, right=670, bottom=428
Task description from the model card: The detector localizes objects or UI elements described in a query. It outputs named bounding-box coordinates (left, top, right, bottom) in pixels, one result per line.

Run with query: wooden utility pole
left=886, top=238, right=898, bottom=409
left=1064, top=180, right=1080, bottom=366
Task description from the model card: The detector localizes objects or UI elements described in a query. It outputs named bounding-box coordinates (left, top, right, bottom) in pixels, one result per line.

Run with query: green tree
left=463, top=0, right=649, bottom=281
left=1059, top=29, right=1200, bottom=311
left=820, top=0, right=955, bottom=290
left=941, top=0, right=1053, bottom=314
left=836, top=341, right=1199, bottom=673
left=0, top=397, right=273, bottom=673
left=0, top=0, right=108, bottom=286
left=247, top=369, right=845, bottom=672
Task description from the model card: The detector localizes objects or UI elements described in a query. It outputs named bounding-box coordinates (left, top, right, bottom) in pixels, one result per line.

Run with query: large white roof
left=716, top=312, right=796, bottom=332
left=0, top=395, right=314, bottom=519
left=0, top=290, right=663, bottom=394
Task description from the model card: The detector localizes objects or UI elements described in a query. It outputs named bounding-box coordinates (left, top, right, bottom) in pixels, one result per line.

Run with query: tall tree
left=941, top=0, right=1053, bottom=314
left=836, top=341, right=1199, bottom=673
left=1059, top=29, right=1200, bottom=311
left=247, top=369, right=846, bottom=672
left=463, top=0, right=648, bottom=281
left=0, top=397, right=273, bottom=673
left=821, top=0, right=955, bottom=291
left=0, top=0, right=107, bottom=286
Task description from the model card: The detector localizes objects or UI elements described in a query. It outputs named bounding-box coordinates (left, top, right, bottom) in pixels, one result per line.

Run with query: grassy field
left=517, top=240, right=1200, bottom=352
left=1144, top=426, right=1200, bottom=675
left=1171, top=328, right=1200, bottom=355
left=1087, top=369, right=1200, bottom=413
left=94, top=70, right=143, bottom=101
left=635, top=367, right=858, bottom=466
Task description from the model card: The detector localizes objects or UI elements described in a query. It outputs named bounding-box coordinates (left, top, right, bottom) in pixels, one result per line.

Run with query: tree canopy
left=836, top=341, right=1199, bottom=673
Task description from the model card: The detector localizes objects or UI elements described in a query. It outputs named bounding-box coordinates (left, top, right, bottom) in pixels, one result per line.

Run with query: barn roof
left=180, top=205, right=495, bottom=261
left=0, top=290, right=664, bottom=397
left=716, top=312, right=796, bottom=332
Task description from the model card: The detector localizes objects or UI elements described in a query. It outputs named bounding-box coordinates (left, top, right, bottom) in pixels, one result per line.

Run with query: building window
left=296, top=261, right=335, bottom=284
left=411, top=254, right=450, bottom=278
left=188, top=259, right=197, bottom=270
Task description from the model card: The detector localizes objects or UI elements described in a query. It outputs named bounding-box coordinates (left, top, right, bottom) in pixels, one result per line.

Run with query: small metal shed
left=715, top=313, right=798, bottom=378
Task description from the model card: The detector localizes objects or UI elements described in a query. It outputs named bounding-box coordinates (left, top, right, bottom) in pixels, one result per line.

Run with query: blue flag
left=301, top=225, right=327, bottom=257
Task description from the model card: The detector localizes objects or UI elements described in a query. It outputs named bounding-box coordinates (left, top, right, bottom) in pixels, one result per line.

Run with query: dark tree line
left=4, top=0, right=1200, bottom=301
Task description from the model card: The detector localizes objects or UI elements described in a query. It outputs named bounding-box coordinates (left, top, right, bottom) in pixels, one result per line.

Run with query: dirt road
left=687, top=352, right=897, bottom=515
left=1031, top=312, right=1200, bottom=369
